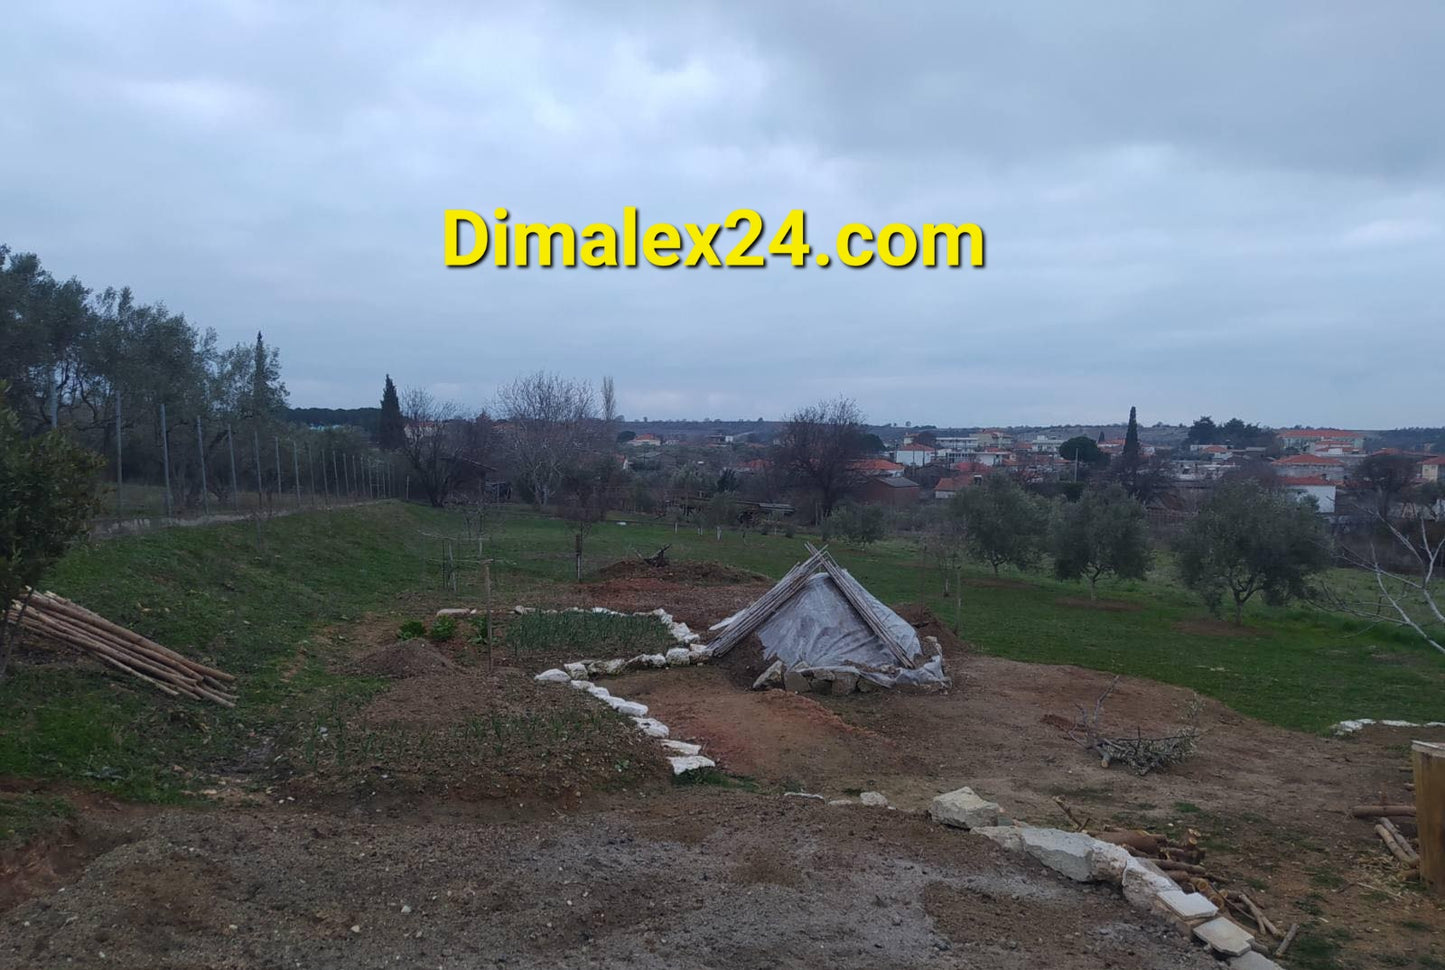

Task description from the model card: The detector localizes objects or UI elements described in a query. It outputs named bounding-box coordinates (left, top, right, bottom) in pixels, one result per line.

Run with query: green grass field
left=1, top=501, right=1441, bottom=809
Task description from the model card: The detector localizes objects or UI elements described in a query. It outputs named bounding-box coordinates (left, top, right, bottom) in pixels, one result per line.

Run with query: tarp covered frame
left=709, top=549, right=950, bottom=690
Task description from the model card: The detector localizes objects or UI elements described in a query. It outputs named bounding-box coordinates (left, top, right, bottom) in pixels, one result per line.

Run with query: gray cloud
left=2, top=0, right=1442, bottom=427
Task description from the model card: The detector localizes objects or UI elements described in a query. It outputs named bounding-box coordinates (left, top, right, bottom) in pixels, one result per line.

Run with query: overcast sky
left=3, top=2, right=1442, bottom=428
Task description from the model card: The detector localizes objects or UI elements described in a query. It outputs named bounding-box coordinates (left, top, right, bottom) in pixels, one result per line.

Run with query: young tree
left=377, top=375, right=405, bottom=451
left=397, top=388, right=491, bottom=507
left=953, top=474, right=1047, bottom=575
left=1175, top=478, right=1331, bottom=624
left=1, top=383, right=104, bottom=681
left=1050, top=485, right=1151, bottom=598
left=775, top=397, right=868, bottom=520
left=496, top=371, right=599, bottom=507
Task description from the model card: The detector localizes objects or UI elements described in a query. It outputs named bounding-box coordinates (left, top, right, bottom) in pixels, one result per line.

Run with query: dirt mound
left=355, top=639, right=457, bottom=679
left=592, top=559, right=770, bottom=585
left=892, top=602, right=967, bottom=659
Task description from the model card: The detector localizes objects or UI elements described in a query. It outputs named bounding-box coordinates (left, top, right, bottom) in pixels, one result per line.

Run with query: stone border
left=523, top=607, right=715, bottom=776
left=1331, top=717, right=1445, bottom=736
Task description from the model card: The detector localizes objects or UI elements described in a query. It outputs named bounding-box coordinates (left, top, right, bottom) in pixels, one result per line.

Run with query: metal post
left=227, top=425, right=240, bottom=509
left=196, top=416, right=210, bottom=517
left=115, top=390, right=123, bottom=518
left=159, top=402, right=173, bottom=518
left=292, top=439, right=301, bottom=507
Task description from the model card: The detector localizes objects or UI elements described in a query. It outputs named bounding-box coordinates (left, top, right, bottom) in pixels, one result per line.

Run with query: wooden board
left=1415, top=740, right=1445, bottom=895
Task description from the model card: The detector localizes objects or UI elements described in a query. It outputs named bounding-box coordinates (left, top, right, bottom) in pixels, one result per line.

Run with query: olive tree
left=1, top=383, right=104, bottom=681
left=1050, top=484, right=1151, bottom=598
left=1175, top=478, right=1330, bottom=624
left=953, top=475, right=1048, bottom=576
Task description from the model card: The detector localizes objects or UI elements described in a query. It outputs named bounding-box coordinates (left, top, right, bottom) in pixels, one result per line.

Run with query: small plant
left=428, top=615, right=457, bottom=642
left=397, top=619, right=426, bottom=640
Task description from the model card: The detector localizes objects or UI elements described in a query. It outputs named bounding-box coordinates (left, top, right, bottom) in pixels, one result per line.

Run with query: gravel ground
left=0, top=789, right=1215, bottom=970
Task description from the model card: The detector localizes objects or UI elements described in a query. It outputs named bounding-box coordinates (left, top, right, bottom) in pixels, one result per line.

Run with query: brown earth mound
left=892, top=602, right=967, bottom=659
left=592, top=559, right=769, bottom=585
left=355, top=639, right=457, bottom=679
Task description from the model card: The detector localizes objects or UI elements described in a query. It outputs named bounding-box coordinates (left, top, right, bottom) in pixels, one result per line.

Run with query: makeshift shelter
left=706, top=545, right=950, bottom=691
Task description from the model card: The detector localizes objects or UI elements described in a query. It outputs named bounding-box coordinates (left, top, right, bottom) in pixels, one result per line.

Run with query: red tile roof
left=1275, top=454, right=1343, bottom=465
left=851, top=458, right=905, bottom=472
left=896, top=443, right=936, bottom=452
left=1283, top=476, right=1336, bottom=487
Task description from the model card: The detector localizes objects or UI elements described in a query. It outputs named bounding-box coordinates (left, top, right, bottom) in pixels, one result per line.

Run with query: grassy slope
left=1, top=503, right=1441, bottom=807
left=0, top=503, right=459, bottom=801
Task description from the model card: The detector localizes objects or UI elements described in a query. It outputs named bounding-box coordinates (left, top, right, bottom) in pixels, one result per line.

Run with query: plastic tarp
left=753, top=573, right=950, bottom=689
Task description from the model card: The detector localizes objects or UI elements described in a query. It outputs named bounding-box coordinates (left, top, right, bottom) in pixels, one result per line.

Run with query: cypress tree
left=378, top=375, right=405, bottom=450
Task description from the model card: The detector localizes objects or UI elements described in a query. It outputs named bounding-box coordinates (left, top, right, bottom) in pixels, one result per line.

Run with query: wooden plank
left=1415, top=740, right=1445, bottom=895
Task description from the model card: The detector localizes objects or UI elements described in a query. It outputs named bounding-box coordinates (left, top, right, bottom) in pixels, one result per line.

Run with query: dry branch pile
left=1065, top=676, right=1201, bottom=775
left=11, top=589, right=236, bottom=706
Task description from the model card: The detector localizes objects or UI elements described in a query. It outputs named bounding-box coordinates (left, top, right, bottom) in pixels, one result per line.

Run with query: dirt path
left=0, top=790, right=1213, bottom=970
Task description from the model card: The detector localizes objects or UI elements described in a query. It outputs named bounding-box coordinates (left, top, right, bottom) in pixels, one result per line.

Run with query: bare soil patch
left=355, top=638, right=457, bottom=678
left=0, top=790, right=1214, bottom=970
left=592, top=558, right=770, bottom=585
left=616, top=654, right=1445, bottom=969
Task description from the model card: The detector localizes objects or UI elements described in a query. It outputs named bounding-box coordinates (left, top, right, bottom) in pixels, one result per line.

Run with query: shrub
left=428, top=615, right=458, bottom=642
left=397, top=619, right=427, bottom=640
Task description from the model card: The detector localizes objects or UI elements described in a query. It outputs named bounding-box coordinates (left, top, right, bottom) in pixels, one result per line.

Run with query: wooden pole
left=159, top=402, right=173, bottom=518
left=1414, top=740, right=1445, bottom=894
left=227, top=424, right=239, bottom=508
left=195, top=416, right=210, bottom=516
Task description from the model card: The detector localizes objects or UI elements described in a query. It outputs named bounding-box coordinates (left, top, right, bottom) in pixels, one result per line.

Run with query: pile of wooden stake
left=11, top=589, right=236, bottom=706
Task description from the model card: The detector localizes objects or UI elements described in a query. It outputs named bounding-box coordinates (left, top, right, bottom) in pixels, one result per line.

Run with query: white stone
left=1157, top=890, right=1218, bottom=922
left=534, top=669, right=569, bottom=684
left=668, top=755, right=715, bottom=775
left=513, top=605, right=534, bottom=614
left=586, top=685, right=611, bottom=700
left=1193, top=917, right=1254, bottom=957
left=1089, top=841, right=1131, bottom=884
left=605, top=698, right=648, bottom=717
left=971, top=826, right=1025, bottom=852
left=568, top=679, right=593, bottom=690
left=599, top=658, right=627, bottom=676
left=659, top=739, right=701, bottom=756
left=827, top=799, right=855, bottom=807
left=435, top=608, right=473, bottom=618
left=665, top=647, right=693, bottom=666
left=687, top=646, right=711, bottom=662
left=632, top=717, right=670, bottom=738
left=1229, top=953, right=1283, bottom=970
left=929, top=787, right=1000, bottom=830
left=563, top=662, right=588, bottom=680
left=859, top=791, right=889, bottom=808
left=1017, top=828, right=1102, bottom=883
left=1122, top=856, right=1179, bottom=909
left=640, top=654, right=668, bottom=669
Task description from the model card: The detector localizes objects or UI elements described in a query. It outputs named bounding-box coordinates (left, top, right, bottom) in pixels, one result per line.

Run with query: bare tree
left=495, top=371, right=600, bottom=507
left=398, top=387, right=485, bottom=507
left=601, top=375, right=617, bottom=426
left=775, top=397, right=868, bottom=520
left=1322, top=495, right=1445, bottom=655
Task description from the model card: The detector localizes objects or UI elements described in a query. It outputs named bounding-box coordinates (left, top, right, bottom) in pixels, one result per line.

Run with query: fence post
left=227, top=424, right=240, bottom=509
left=252, top=428, right=265, bottom=512
left=159, top=402, right=173, bottom=518
left=306, top=442, right=316, bottom=506
left=114, top=390, right=124, bottom=518
left=274, top=436, right=283, bottom=506
left=196, top=416, right=210, bottom=516
left=292, top=439, right=301, bottom=507
left=342, top=452, right=351, bottom=499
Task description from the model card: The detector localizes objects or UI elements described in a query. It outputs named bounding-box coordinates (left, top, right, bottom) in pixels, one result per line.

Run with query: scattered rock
left=1229, top=952, right=1284, bottom=970
left=605, top=698, right=648, bottom=717
left=782, top=669, right=809, bottom=693
left=859, top=791, right=889, bottom=808
left=1122, top=856, right=1178, bottom=909
left=829, top=671, right=859, bottom=694
left=665, top=647, right=692, bottom=667
left=1017, top=828, right=1103, bottom=883
left=929, top=787, right=999, bottom=830
left=533, top=668, right=569, bottom=684
left=563, top=662, right=588, bottom=680
left=435, top=608, right=473, bottom=618
left=751, top=660, right=784, bottom=691
left=971, top=826, right=1025, bottom=852
left=568, top=680, right=593, bottom=691
left=659, top=739, right=701, bottom=756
